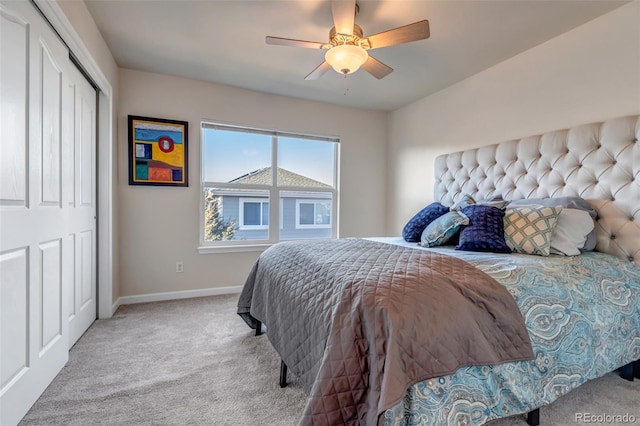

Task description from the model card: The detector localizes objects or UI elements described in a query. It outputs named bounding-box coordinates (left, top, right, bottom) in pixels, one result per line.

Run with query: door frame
left=34, top=0, right=114, bottom=318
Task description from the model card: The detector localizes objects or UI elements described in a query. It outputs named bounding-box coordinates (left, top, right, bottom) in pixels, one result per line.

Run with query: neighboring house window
left=239, top=198, right=269, bottom=229
left=200, top=122, right=339, bottom=251
left=296, top=200, right=331, bottom=228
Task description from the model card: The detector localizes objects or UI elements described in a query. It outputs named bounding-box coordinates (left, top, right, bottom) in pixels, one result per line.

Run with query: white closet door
left=0, top=1, right=97, bottom=424
left=66, top=65, right=97, bottom=347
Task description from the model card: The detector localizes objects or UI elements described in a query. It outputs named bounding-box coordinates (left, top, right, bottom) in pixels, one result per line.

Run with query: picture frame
left=128, top=115, right=189, bottom=186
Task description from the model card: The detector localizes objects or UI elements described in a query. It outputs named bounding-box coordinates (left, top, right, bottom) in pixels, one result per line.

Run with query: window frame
left=199, top=122, right=340, bottom=253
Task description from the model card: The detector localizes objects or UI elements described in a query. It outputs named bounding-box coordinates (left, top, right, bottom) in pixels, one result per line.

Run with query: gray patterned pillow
left=450, top=194, right=475, bottom=211
left=504, top=206, right=563, bottom=256
left=477, top=195, right=509, bottom=210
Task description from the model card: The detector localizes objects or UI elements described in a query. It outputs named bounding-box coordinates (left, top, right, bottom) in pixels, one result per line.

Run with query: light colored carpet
left=20, top=295, right=639, bottom=425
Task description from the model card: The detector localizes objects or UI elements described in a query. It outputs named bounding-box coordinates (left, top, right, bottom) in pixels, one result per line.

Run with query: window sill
left=197, top=243, right=273, bottom=254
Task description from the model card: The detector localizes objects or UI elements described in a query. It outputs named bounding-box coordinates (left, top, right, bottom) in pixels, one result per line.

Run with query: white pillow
left=550, top=208, right=595, bottom=256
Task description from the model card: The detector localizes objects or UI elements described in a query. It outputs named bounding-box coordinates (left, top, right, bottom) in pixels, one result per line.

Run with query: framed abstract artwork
left=128, top=115, right=189, bottom=186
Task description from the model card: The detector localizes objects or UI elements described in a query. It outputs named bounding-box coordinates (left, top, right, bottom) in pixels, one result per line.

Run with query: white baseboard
left=114, top=286, right=243, bottom=309
left=111, top=297, right=122, bottom=316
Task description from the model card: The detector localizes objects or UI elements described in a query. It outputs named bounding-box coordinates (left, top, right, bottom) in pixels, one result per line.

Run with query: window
left=296, top=200, right=331, bottom=228
left=200, top=122, right=339, bottom=251
left=239, top=198, right=269, bottom=229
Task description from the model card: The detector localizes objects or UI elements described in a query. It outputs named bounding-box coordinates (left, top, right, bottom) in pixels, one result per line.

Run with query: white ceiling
left=84, top=0, right=628, bottom=111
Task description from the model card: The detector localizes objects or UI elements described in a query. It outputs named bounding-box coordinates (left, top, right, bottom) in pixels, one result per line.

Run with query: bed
left=237, top=115, right=640, bottom=425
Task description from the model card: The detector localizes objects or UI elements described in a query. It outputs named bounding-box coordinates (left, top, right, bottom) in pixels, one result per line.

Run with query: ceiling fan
left=266, top=0, right=430, bottom=80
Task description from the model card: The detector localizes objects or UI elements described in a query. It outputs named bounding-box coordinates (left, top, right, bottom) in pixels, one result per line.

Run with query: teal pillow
left=420, top=211, right=470, bottom=247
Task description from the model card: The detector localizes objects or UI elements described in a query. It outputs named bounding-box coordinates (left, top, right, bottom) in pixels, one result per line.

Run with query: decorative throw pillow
left=450, top=194, right=476, bottom=211
left=402, top=202, right=449, bottom=242
left=456, top=205, right=512, bottom=253
left=419, top=211, right=470, bottom=247
left=550, top=208, right=595, bottom=256
left=503, top=206, right=563, bottom=256
left=508, top=197, right=596, bottom=251
left=477, top=195, right=509, bottom=210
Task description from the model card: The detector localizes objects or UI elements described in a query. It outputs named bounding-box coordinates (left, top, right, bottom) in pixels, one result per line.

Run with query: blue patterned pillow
left=456, top=205, right=511, bottom=253
left=402, top=202, right=449, bottom=242
left=419, top=211, right=470, bottom=247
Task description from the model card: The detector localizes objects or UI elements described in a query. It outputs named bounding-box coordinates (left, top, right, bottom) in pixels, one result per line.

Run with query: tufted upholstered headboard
left=434, top=115, right=640, bottom=266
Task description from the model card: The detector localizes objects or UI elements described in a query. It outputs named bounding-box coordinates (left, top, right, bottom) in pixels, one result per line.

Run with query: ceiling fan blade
left=361, top=55, right=393, bottom=79
left=305, top=61, right=332, bottom=80
left=266, top=36, right=328, bottom=50
left=331, top=0, right=356, bottom=36
left=366, top=20, right=430, bottom=50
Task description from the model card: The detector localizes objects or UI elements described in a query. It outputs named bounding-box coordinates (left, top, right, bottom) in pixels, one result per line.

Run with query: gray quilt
left=237, top=239, right=534, bottom=425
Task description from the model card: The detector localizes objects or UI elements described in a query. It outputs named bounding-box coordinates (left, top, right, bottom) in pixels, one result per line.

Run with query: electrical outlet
left=176, top=261, right=184, bottom=273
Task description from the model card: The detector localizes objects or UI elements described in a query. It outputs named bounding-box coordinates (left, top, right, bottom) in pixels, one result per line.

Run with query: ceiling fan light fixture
left=325, top=44, right=368, bottom=75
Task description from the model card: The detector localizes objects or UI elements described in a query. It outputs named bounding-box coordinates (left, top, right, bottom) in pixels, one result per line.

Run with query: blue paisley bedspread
left=366, top=238, right=640, bottom=426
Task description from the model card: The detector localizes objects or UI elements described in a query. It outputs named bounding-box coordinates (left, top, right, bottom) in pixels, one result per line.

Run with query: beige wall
left=61, top=0, right=640, bottom=299
left=56, top=0, right=118, bottom=85
left=117, top=69, right=387, bottom=297
left=56, top=0, right=122, bottom=302
left=387, top=1, right=640, bottom=234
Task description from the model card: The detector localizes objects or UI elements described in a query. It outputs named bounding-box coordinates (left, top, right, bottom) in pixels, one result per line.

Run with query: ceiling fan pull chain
left=343, top=73, right=350, bottom=96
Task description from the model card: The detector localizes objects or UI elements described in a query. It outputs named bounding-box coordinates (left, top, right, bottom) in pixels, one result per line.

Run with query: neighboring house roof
left=229, top=167, right=331, bottom=188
